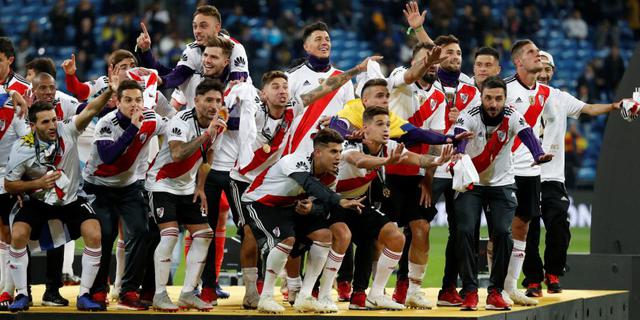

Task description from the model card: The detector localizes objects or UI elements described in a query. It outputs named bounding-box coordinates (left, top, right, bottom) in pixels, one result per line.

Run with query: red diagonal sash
left=239, top=109, right=294, bottom=175
left=94, top=120, right=157, bottom=177
left=156, top=139, right=210, bottom=181
left=0, top=108, right=15, bottom=141
left=444, top=85, right=478, bottom=132
left=471, top=116, right=511, bottom=173
left=511, top=85, right=550, bottom=151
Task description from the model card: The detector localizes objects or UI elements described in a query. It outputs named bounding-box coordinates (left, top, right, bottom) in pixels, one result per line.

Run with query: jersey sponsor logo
left=233, top=56, right=246, bottom=68
left=98, top=126, right=112, bottom=136
left=170, top=127, right=182, bottom=137
left=295, top=161, right=309, bottom=171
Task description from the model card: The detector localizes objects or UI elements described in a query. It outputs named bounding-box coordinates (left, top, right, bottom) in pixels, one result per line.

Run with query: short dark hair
left=481, top=76, right=507, bottom=95
left=475, top=46, right=500, bottom=61
left=363, top=106, right=389, bottom=123
left=195, top=78, right=225, bottom=97
left=262, top=70, right=288, bottom=86
left=194, top=5, right=222, bottom=24
left=361, top=78, right=388, bottom=97
left=302, top=22, right=329, bottom=42
left=205, top=36, right=234, bottom=58
left=117, top=79, right=143, bottom=100
left=28, top=101, right=55, bottom=123
left=433, top=34, right=460, bottom=47
left=313, top=128, right=344, bottom=148
left=510, top=39, right=534, bottom=62
left=0, top=37, right=15, bottom=59
left=26, top=58, right=57, bottom=79
left=412, top=42, right=435, bottom=58
left=108, top=49, right=137, bottom=67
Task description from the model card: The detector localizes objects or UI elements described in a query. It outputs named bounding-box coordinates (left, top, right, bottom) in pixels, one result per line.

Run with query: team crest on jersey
left=460, top=93, right=468, bottom=104
left=497, top=129, right=507, bottom=142
left=139, top=133, right=148, bottom=143
left=272, top=226, right=280, bottom=238
left=430, top=99, right=437, bottom=110
left=0, top=119, right=5, bottom=132
left=538, top=95, right=546, bottom=106
left=295, top=161, right=310, bottom=171
left=156, top=207, right=164, bottom=218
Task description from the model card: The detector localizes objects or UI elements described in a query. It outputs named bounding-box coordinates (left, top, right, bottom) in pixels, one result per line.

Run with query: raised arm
left=581, top=101, right=621, bottom=116
left=402, top=46, right=445, bottom=84
left=400, top=144, right=453, bottom=168
left=404, top=1, right=434, bottom=45
left=300, top=56, right=382, bottom=107
left=74, top=75, right=117, bottom=131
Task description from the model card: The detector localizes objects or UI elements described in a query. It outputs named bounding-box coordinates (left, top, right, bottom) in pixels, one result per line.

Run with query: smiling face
left=474, top=54, right=501, bottom=85
left=439, top=43, right=462, bottom=72
left=32, top=109, right=58, bottom=142
left=303, top=30, right=331, bottom=59
left=536, top=56, right=554, bottom=85
left=33, top=75, right=57, bottom=103
left=363, top=114, right=391, bottom=145
left=202, top=46, right=229, bottom=77
left=192, top=14, right=220, bottom=46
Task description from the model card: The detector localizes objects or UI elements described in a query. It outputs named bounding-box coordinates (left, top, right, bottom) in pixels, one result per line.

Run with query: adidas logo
left=171, top=127, right=183, bottom=136
left=303, top=80, right=311, bottom=86
left=99, top=126, right=112, bottom=135
left=515, top=97, right=523, bottom=103
left=234, top=56, right=246, bottom=68
left=160, top=258, right=171, bottom=263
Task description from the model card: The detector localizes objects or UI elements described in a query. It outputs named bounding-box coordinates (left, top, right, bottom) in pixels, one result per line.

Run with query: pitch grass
left=167, top=226, right=590, bottom=288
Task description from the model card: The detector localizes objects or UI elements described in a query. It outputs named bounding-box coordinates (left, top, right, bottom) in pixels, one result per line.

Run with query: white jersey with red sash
left=242, top=152, right=337, bottom=207
left=83, top=109, right=168, bottom=187
left=53, top=90, right=79, bottom=121
left=337, top=140, right=406, bottom=199
left=1, top=72, right=30, bottom=107
left=0, top=105, right=29, bottom=194
left=145, top=108, right=212, bottom=195
left=5, top=118, right=84, bottom=205
left=230, top=83, right=303, bottom=184
left=283, top=63, right=355, bottom=156
left=455, top=105, right=529, bottom=186
left=505, top=75, right=552, bottom=176
left=386, top=70, right=446, bottom=176
left=178, top=33, right=252, bottom=82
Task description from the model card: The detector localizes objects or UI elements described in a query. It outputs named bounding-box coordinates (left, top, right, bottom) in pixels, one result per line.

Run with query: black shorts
left=12, top=198, right=98, bottom=241
left=229, top=179, right=250, bottom=227
left=383, top=174, right=436, bottom=226
left=0, top=193, right=17, bottom=225
left=244, top=201, right=328, bottom=257
left=514, top=175, right=542, bottom=219
left=343, top=205, right=391, bottom=247
left=149, top=192, right=207, bottom=225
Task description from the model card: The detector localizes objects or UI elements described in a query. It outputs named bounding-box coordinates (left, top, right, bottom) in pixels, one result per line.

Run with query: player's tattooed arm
left=300, top=56, right=383, bottom=107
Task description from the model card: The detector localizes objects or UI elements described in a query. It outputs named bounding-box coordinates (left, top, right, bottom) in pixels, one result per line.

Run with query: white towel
left=43, top=170, right=71, bottom=206
left=355, top=60, right=387, bottom=97
left=620, top=98, right=640, bottom=122
left=127, top=67, right=159, bottom=109
left=449, top=154, right=480, bottom=192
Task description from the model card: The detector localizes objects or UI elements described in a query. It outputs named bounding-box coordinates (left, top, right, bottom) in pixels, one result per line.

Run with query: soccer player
left=82, top=80, right=169, bottom=310
left=522, top=51, right=625, bottom=297
left=145, top=79, right=226, bottom=312
left=242, top=128, right=365, bottom=313
left=453, top=76, right=553, bottom=311
left=338, top=106, right=452, bottom=310
left=472, top=47, right=502, bottom=90
left=136, top=5, right=250, bottom=88
left=4, top=76, right=119, bottom=312
left=31, top=73, right=79, bottom=121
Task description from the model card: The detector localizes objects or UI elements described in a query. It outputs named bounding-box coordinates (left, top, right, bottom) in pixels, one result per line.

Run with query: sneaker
left=117, top=291, right=148, bottom=311
left=243, top=285, right=260, bottom=309
left=337, top=281, right=351, bottom=302
left=460, top=289, right=478, bottom=311
left=256, top=278, right=264, bottom=295
left=77, top=293, right=106, bottom=311
left=502, top=290, right=514, bottom=306
left=110, top=285, right=120, bottom=302
left=215, top=283, right=230, bottom=299
left=526, top=283, right=543, bottom=297
left=486, top=289, right=510, bottom=310
left=317, top=295, right=338, bottom=313
left=152, top=291, right=178, bottom=312
left=178, top=290, right=213, bottom=311
left=42, top=290, right=69, bottom=306
left=293, top=294, right=322, bottom=312
left=437, top=286, right=463, bottom=306
left=287, top=286, right=300, bottom=306
left=62, top=272, right=81, bottom=286
left=91, top=291, right=108, bottom=309
left=199, top=287, right=219, bottom=306
left=392, top=279, right=409, bottom=304
left=140, top=290, right=154, bottom=307
left=405, top=290, right=434, bottom=309
left=0, top=292, right=13, bottom=311
left=366, top=294, right=405, bottom=310
left=505, top=288, right=539, bottom=306
left=545, top=274, right=563, bottom=293
left=258, top=294, right=284, bottom=314
left=349, top=290, right=367, bottom=310
left=8, top=294, right=29, bottom=312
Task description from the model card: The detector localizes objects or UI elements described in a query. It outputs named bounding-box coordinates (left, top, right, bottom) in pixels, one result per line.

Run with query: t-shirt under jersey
left=455, top=105, right=529, bottom=186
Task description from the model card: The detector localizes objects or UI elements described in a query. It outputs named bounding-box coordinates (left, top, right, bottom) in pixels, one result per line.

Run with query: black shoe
left=42, top=290, right=70, bottom=306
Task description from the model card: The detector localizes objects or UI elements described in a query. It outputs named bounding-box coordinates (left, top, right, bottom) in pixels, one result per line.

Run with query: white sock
left=113, top=239, right=125, bottom=291
left=407, top=262, right=426, bottom=294
left=1, top=243, right=13, bottom=295
left=62, top=240, right=75, bottom=275
left=487, top=240, right=494, bottom=275
left=370, top=248, right=401, bottom=297
left=505, top=239, right=526, bottom=291
left=242, top=267, right=258, bottom=294
left=154, top=227, right=179, bottom=294
left=300, top=241, right=330, bottom=297
left=319, top=249, right=344, bottom=298
left=182, top=228, right=213, bottom=293
left=262, top=243, right=292, bottom=297
left=79, top=246, right=102, bottom=296
left=8, top=246, right=28, bottom=296
left=286, top=276, right=302, bottom=292
left=0, top=241, right=8, bottom=291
